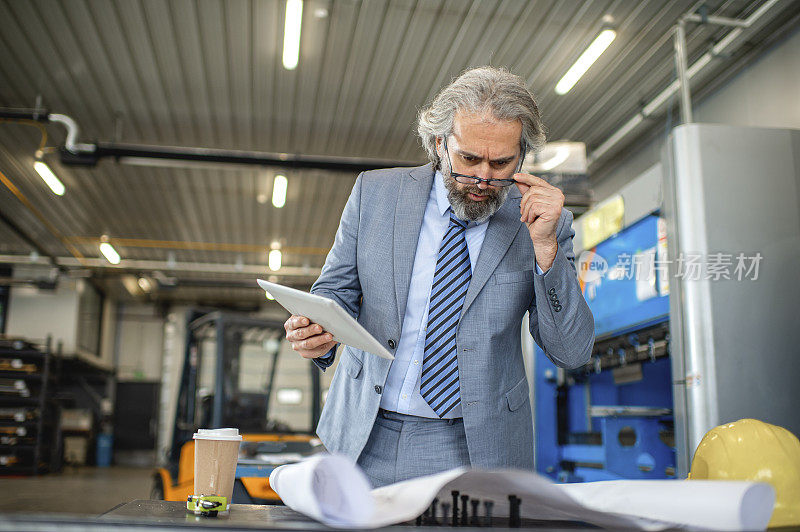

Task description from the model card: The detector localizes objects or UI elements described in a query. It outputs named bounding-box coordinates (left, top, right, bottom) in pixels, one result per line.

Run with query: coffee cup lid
left=193, top=428, right=242, bottom=441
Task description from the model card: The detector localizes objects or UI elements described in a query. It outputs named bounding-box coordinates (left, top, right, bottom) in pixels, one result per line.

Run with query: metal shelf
left=0, top=339, right=57, bottom=475
left=0, top=444, right=38, bottom=451
left=0, top=349, right=49, bottom=360
left=0, top=371, right=44, bottom=381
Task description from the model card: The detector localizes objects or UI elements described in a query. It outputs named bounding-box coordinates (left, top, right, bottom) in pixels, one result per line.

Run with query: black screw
left=508, top=495, right=521, bottom=528
left=441, top=502, right=450, bottom=527
left=451, top=491, right=459, bottom=527
left=483, top=500, right=494, bottom=527
left=470, top=499, right=480, bottom=526
left=460, top=494, right=469, bottom=526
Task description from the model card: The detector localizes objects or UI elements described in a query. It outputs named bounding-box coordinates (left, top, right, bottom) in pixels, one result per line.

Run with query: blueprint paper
left=269, top=454, right=775, bottom=530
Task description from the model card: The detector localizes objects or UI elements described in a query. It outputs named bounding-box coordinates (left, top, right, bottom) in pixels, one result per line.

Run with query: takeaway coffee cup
left=193, top=428, right=243, bottom=510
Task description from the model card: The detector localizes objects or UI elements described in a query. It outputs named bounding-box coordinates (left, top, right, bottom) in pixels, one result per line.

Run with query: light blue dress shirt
left=379, top=171, right=542, bottom=418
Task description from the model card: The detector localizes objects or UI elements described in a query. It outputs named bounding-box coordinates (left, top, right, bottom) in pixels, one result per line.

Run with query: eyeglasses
left=443, top=137, right=523, bottom=188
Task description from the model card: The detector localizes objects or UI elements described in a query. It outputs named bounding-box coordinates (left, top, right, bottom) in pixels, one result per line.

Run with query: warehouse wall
left=7, top=281, right=79, bottom=353
left=6, top=274, right=115, bottom=368
left=592, top=25, right=800, bottom=202
left=115, top=304, right=164, bottom=382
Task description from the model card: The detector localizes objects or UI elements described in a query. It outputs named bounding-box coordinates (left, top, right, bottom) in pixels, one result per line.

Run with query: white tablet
left=257, top=279, right=394, bottom=360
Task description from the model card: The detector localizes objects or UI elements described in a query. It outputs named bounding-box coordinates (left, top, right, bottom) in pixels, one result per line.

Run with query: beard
left=442, top=170, right=511, bottom=223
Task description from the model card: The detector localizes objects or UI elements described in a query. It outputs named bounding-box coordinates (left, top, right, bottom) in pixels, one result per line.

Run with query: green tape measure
left=186, top=495, right=227, bottom=516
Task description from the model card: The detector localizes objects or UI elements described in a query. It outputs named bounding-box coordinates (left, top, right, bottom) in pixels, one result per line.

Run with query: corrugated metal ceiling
left=1, top=0, right=798, bottom=304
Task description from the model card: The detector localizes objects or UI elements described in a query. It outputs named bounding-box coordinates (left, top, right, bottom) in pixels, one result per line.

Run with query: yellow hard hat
left=688, top=418, right=800, bottom=527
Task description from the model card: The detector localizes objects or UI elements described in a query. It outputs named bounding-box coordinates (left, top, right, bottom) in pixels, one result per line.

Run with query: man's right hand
left=284, top=315, right=338, bottom=359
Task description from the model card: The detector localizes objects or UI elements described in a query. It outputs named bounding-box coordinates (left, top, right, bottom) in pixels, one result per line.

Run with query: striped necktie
left=420, top=210, right=472, bottom=417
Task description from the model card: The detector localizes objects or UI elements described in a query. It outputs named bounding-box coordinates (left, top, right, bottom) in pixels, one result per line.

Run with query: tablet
left=257, top=279, right=394, bottom=360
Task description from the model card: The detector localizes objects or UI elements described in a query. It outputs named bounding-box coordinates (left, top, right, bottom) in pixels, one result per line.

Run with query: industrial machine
left=532, top=124, right=800, bottom=481
left=533, top=209, right=676, bottom=482
left=152, top=310, right=325, bottom=504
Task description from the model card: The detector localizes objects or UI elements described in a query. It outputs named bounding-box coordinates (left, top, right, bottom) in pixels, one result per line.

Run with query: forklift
left=151, top=310, right=325, bottom=504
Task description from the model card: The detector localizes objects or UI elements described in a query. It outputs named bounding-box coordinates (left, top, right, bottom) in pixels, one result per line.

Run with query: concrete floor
left=0, top=466, right=153, bottom=516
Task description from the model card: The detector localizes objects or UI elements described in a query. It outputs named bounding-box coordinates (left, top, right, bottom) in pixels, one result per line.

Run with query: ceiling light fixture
left=99, top=242, right=121, bottom=265
left=272, top=175, right=288, bottom=208
left=282, top=0, right=303, bottom=70
left=33, top=161, right=65, bottom=196
left=137, top=276, right=153, bottom=292
left=121, top=275, right=140, bottom=296
left=555, top=28, right=616, bottom=95
left=268, top=249, right=282, bottom=271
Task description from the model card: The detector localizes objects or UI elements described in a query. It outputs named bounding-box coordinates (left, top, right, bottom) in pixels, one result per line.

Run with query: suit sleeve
left=308, top=173, right=365, bottom=370
left=528, top=208, right=595, bottom=369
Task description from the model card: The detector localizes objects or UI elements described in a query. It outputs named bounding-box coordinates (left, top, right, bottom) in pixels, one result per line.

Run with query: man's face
left=437, top=110, right=523, bottom=222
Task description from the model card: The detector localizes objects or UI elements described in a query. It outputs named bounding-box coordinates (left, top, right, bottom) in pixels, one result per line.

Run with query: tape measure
left=186, top=495, right=227, bottom=516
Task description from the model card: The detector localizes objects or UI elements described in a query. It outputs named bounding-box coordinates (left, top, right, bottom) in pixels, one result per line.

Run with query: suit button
left=374, top=385, right=383, bottom=394
left=550, top=293, right=558, bottom=301
left=548, top=287, right=556, bottom=295
left=554, top=304, right=562, bottom=312
left=387, top=339, right=396, bottom=349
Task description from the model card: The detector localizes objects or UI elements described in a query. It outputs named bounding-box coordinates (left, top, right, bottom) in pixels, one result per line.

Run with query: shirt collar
left=434, top=170, right=451, bottom=217
left=434, top=170, right=489, bottom=227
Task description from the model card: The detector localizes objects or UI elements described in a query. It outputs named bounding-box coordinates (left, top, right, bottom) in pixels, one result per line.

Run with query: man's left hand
left=514, top=173, right=564, bottom=272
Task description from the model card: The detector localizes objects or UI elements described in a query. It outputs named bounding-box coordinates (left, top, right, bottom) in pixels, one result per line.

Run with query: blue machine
left=534, top=214, right=676, bottom=482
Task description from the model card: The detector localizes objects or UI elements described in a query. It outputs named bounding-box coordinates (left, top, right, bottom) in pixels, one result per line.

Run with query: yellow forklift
left=151, top=311, right=325, bottom=503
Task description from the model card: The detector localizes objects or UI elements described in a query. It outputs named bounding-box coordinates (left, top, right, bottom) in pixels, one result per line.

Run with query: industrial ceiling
left=1, top=0, right=798, bottom=306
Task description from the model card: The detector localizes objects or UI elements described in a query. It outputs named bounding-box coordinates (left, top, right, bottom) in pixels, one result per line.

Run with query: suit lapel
left=393, top=164, right=434, bottom=328
left=462, top=192, right=525, bottom=316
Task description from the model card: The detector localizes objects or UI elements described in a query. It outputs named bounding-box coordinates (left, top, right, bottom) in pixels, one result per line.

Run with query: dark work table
left=0, top=499, right=596, bottom=531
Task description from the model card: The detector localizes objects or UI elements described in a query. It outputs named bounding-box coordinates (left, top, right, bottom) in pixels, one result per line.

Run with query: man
left=284, top=66, right=594, bottom=487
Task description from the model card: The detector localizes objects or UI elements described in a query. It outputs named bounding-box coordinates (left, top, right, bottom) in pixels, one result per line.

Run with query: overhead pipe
left=0, top=108, right=49, bottom=122
left=64, top=141, right=418, bottom=172
left=674, top=21, right=693, bottom=125
left=0, top=109, right=418, bottom=172
left=47, top=113, right=96, bottom=154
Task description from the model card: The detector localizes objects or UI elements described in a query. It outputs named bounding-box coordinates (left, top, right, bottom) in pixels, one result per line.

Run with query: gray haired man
left=284, top=66, right=595, bottom=487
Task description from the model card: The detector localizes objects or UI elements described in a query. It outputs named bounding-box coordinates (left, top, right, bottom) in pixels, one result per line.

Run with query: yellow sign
left=581, top=195, right=624, bottom=249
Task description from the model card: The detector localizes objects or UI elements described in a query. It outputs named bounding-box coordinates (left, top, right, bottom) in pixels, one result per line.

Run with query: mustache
left=458, top=185, right=502, bottom=199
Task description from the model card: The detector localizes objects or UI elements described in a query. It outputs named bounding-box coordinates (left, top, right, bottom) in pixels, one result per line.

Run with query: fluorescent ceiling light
left=555, top=29, right=616, bottom=95
left=283, top=0, right=303, bottom=70
left=272, top=175, right=288, bottom=208
left=99, top=242, right=121, bottom=265
left=33, top=161, right=65, bottom=196
left=269, top=249, right=282, bottom=271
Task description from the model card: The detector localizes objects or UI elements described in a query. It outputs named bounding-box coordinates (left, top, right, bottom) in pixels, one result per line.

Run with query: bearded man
left=284, top=66, right=595, bottom=487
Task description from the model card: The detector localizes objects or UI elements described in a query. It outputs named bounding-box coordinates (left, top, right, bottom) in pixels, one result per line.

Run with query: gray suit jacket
left=310, top=163, right=594, bottom=469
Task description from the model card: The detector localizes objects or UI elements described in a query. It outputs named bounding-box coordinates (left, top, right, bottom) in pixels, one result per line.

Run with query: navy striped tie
left=420, top=210, right=471, bottom=417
